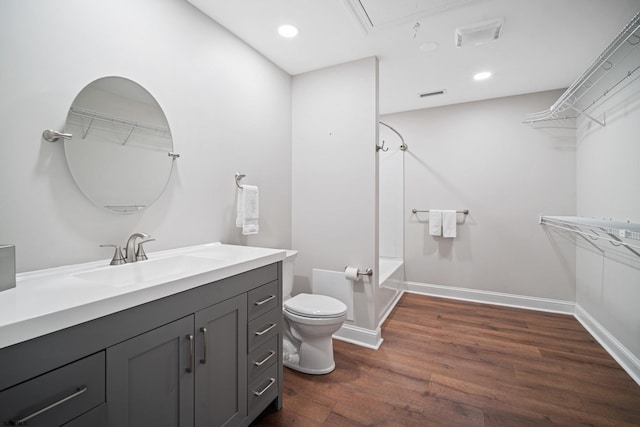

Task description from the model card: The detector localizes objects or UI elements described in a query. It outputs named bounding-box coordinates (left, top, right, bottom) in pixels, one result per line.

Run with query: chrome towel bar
left=412, top=209, right=469, bottom=215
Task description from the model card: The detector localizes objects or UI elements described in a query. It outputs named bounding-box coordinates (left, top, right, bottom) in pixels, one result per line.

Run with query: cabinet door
left=106, top=316, right=194, bottom=427
left=195, top=294, right=247, bottom=427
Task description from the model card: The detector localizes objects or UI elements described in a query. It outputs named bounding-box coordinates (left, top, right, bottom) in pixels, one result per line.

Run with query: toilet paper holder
left=344, top=266, right=373, bottom=277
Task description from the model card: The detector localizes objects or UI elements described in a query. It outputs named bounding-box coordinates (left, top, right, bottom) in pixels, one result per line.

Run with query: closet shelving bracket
left=68, top=106, right=172, bottom=144
left=540, top=215, right=640, bottom=257
left=523, top=11, right=640, bottom=128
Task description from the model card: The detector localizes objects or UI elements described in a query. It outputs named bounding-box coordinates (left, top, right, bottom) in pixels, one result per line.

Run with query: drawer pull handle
left=253, top=378, right=276, bottom=397
left=254, top=351, right=276, bottom=367
left=254, top=323, right=276, bottom=336
left=187, top=334, right=194, bottom=373
left=254, top=295, right=276, bottom=306
left=200, top=327, right=207, bottom=364
left=10, top=385, right=88, bottom=425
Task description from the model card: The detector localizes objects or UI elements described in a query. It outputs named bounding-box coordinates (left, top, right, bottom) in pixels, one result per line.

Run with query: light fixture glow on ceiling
left=278, top=24, right=299, bottom=38
left=473, top=71, right=492, bottom=81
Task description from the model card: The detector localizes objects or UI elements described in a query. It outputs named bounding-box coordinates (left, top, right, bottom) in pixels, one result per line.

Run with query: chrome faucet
left=124, top=232, right=150, bottom=263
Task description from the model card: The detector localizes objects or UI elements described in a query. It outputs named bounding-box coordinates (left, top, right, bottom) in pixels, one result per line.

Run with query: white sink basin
left=74, top=255, right=222, bottom=287
left=186, top=243, right=270, bottom=263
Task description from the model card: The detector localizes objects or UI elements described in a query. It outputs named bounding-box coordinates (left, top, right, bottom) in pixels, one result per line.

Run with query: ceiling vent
left=344, top=0, right=487, bottom=34
left=418, top=89, right=446, bottom=98
left=455, top=17, right=504, bottom=47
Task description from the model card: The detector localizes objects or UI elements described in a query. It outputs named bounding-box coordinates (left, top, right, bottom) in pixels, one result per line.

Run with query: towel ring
left=235, top=173, right=246, bottom=189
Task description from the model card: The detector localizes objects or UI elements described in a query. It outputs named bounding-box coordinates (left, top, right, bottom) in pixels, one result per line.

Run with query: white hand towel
left=235, top=189, right=244, bottom=228
left=429, top=210, right=442, bottom=236
left=442, top=210, right=457, bottom=238
left=236, top=185, right=259, bottom=235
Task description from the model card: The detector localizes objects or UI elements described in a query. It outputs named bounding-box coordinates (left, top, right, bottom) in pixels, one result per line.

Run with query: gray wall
left=0, top=0, right=292, bottom=272
left=383, top=90, right=577, bottom=302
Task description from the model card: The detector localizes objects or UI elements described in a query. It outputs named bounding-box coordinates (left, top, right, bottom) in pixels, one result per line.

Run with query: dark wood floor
left=251, top=293, right=640, bottom=427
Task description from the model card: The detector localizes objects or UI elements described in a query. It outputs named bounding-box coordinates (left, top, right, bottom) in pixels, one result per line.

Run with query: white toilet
left=282, top=251, right=347, bottom=375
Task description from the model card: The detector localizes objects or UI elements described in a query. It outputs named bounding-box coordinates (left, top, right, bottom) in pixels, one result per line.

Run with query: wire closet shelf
left=68, top=106, right=172, bottom=150
left=539, top=216, right=640, bottom=257
left=523, top=11, right=640, bottom=128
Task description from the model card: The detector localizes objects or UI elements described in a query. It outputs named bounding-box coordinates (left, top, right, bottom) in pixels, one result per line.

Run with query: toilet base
left=282, top=328, right=339, bottom=375
left=284, top=359, right=335, bottom=375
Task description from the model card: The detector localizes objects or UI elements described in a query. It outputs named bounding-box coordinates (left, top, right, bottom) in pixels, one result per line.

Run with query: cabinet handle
left=254, top=350, right=276, bottom=367
left=254, top=295, right=276, bottom=306
left=200, top=327, right=207, bottom=364
left=254, top=323, right=276, bottom=336
left=253, top=378, right=276, bottom=397
left=10, top=385, right=88, bottom=425
left=187, top=334, right=194, bottom=373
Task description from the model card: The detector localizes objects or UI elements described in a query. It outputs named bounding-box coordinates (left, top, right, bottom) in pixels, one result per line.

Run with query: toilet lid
left=284, top=293, right=347, bottom=318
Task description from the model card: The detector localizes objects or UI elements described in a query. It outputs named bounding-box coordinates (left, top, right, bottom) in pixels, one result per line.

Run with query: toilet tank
left=282, top=250, right=298, bottom=299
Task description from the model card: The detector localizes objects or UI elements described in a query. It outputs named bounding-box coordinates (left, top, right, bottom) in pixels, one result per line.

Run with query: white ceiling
left=186, top=0, right=640, bottom=114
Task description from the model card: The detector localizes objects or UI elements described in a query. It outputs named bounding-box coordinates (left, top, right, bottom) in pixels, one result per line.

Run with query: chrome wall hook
left=42, top=129, right=72, bottom=143
left=235, top=172, right=246, bottom=189
left=376, top=140, right=389, bottom=152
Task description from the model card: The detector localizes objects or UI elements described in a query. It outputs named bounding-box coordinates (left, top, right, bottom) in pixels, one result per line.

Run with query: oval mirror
left=63, top=77, right=174, bottom=214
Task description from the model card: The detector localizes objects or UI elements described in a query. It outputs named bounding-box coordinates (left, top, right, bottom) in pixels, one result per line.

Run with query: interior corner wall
left=576, top=77, right=640, bottom=359
left=382, top=90, right=577, bottom=302
left=0, top=0, right=292, bottom=272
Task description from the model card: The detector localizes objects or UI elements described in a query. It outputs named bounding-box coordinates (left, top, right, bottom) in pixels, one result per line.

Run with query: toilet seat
left=284, top=293, right=347, bottom=318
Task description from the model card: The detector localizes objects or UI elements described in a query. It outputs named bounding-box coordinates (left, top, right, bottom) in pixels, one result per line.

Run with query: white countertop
left=0, top=242, right=285, bottom=350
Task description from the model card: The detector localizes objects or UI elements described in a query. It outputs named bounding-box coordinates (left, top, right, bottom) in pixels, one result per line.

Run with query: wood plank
left=251, top=293, right=640, bottom=426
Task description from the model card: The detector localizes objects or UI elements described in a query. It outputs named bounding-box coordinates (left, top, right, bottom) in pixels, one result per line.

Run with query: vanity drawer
left=62, top=403, right=106, bottom=427
left=0, top=351, right=105, bottom=427
left=247, top=362, right=278, bottom=415
left=247, top=335, right=278, bottom=381
left=247, top=280, right=279, bottom=320
left=247, top=309, right=280, bottom=352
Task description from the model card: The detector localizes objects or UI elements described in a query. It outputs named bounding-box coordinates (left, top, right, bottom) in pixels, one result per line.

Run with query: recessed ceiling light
left=473, top=71, right=492, bottom=81
left=278, top=24, right=298, bottom=38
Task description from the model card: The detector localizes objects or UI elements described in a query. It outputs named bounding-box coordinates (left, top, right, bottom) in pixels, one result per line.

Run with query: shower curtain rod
left=379, top=121, right=408, bottom=151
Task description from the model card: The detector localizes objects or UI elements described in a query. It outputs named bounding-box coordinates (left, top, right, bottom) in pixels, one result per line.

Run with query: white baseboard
left=333, top=323, right=383, bottom=350
left=378, top=289, right=404, bottom=327
left=575, top=304, right=640, bottom=385
left=400, top=280, right=575, bottom=314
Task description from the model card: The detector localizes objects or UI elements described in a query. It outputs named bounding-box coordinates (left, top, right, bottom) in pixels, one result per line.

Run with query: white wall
left=576, top=77, right=640, bottom=360
left=0, top=0, right=292, bottom=272
left=291, top=57, right=379, bottom=330
left=382, top=90, right=577, bottom=302
left=378, top=133, right=404, bottom=260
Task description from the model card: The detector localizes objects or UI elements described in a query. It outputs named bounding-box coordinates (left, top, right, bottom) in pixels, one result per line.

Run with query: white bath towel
left=429, top=210, right=442, bottom=236
left=442, top=210, right=457, bottom=238
left=236, top=185, right=259, bottom=235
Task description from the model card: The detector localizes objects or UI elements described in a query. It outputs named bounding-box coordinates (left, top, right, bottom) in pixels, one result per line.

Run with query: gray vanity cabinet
left=0, top=262, right=282, bottom=427
left=195, top=294, right=248, bottom=427
left=106, top=315, right=195, bottom=427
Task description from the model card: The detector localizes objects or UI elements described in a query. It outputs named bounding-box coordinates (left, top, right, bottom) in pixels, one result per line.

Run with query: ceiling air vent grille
left=456, top=17, right=504, bottom=47
left=418, top=90, right=446, bottom=98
